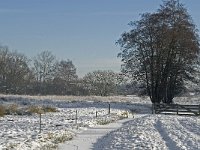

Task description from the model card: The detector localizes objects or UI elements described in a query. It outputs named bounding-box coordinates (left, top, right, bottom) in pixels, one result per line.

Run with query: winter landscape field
left=0, top=94, right=199, bottom=150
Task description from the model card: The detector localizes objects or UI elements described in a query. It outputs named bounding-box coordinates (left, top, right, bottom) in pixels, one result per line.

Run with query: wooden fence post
left=176, top=104, right=179, bottom=115
left=75, top=110, right=78, bottom=125
left=96, top=111, right=98, bottom=118
left=108, top=103, right=111, bottom=114
left=39, top=113, right=42, bottom=133
left=199, top=105, right=200, bottom=115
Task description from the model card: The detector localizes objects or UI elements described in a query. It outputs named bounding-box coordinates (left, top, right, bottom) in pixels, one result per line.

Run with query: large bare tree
left=117, top=0, right=200, bottom=103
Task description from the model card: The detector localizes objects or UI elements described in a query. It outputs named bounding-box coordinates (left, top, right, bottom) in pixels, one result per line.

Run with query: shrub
left=7, top=104, right=18, bottom=115
left=120, top=111, right=129, bottom=119
left=96, top=119, right=112, bottom=125
left=0, top=105, right=6, bottom=117
left=28, top=106, right=57, bottom=114
left=40, top=131, right=73, bottom=149
left=43, top=106, right=57, bottom=113
left=28, top=106, right=43, bottom=114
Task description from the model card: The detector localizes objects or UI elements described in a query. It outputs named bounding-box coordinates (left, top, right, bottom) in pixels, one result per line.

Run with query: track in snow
left=92, top=115, right=200, bottom=150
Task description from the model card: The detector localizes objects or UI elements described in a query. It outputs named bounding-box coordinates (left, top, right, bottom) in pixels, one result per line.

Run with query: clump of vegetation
left=120, top=111, right=129, bottom=119
left=28, top=105, right=42, bottom=114
left=6, top=104, right=18, bottom=115
left=28, top=105, right=58, bottom=114
left=40, top=131, right=74, bottom=149
left=53, top=133, right=73, bottom=144
left=4, top=130, right=74, bottom=150
left=5, top=143, right=18, bottom=149
left=1, top=104, right=25, bottom=116
left=40, top=143, right=58, bottom=150
left=0, top=104, right=58, bottom=116
left=43, top=106, right=57, bottom=113
left=96, top=119, right=112, bottom=125
left=0, top=105, right=6, bottom=117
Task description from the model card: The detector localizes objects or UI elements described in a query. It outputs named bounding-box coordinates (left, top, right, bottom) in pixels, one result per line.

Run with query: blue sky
left=0, top=0, right=199, bottom=77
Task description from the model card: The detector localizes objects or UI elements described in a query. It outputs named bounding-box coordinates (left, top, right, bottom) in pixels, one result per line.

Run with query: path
left=58, top=118, right=133, bottom=150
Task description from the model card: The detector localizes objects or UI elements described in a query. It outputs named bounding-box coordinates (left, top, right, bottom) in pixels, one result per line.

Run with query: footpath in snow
left=58, top=117, right=133, bottom=150
left=59, top=114, right=200, bottom=150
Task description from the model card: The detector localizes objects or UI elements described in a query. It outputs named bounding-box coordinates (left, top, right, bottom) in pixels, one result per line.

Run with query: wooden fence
left=152, top=103, right=200, bottom=116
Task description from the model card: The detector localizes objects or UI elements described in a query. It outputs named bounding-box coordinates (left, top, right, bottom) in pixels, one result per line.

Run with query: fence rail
left=152, top=103, right=200, bottom=116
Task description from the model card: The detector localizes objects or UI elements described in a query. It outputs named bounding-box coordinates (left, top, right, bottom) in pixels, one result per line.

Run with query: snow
left=0, top=95, right=199, bottom=150
left=0, top=107, right=127, bottom=149
left=59, top=118, right=133, bottom=150
left=91, top=114, right=199, bottom=150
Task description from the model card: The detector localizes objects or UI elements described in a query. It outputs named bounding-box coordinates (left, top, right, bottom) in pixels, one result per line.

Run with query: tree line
left=1, top=0, right=200, bottom=102
left=0, top=46, right=130, bottom=96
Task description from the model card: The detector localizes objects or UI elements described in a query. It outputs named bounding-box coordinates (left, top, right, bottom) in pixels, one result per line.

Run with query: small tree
left=32, top=51, right=57, bottom=94
left=54, top=60, right=78, bottom=95
left=0, top=46, right=30, bottom=94
left=33, top=51, right=56, bottom=83
left=83, top=70, right=118, bottom=96
left=117, top=0, right=200, bottom=103
left=55, top=60, right=78, bottom=83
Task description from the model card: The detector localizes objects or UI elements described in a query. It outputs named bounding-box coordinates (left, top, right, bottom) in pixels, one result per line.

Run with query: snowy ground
left=0, top=94, right=199, bottom=150
left=59, top=118, right=133, bottom=150
left=0, top=107, right=126, bottom=149
left=92, top=114, right=199, bottom=150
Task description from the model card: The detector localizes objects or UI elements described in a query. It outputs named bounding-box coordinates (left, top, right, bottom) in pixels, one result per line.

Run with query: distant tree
left=75, top=78, right=90, bottom=96
left=33, top=51, right=57, bottom=83
left=54, top=60, right=78, bottom=95
left=0, top=46, right=30, bottom=94
left=7, top=52, right=30, bottom=93
left=55, top=60, right=78, bottom=82
left=32, top=51, right=57, bottom=94
left=83, top=70, right=118, bottom=96
left=117, top=0, right=200, bottom=103
left=0, top=46, right=9, bottom=92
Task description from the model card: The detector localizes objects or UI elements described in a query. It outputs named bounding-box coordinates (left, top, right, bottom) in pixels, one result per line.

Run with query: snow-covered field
left=0, top=94, right=199, bottom=150
left=93, top=114, right=200, bottom=150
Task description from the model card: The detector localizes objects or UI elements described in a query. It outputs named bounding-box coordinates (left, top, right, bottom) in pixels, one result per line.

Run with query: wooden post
left=176, top=104, right=179, bottom=115
left=96, top=111, right=98, bottom=118
left=198, top=105, right=200, bottom=115
left=108, top=103, right=110, bottom=114
left=75, top=110, right=78, bottom=125
left=39, top=113, right=42, bottom=133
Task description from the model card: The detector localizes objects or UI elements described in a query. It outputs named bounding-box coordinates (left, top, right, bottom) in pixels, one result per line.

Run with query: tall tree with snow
left=117, top=0, right=200, bottom=103
left=54, top=60, right=78, bottom=95
left=0, top=46, right=30, bottom=94
left=83, top=70, right=118, bottom=96
left=33, top=51, right=57, bottom=83
left=32, top=51, right=57, bottom=94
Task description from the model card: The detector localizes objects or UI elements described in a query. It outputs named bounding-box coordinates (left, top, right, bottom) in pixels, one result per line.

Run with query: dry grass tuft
left=28, top=105, right=57, bottom=114
left=43, top=106, right=57, bottom=113
left=0, top=105, right=6, bottom=117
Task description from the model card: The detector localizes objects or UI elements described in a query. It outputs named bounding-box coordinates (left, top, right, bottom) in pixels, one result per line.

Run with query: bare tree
left=0, top=46, right=30, bottom=94
left=54, top=60, right=78, bottom=95
left=83, top=70, right=118, bottom=96
left=33, top=51, right=56, bottom=83
left=0, top=46, right=9, bottom=92
left=117, top=0, right=200, bottom=103
left=55, top=60, right=78, bottom=82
